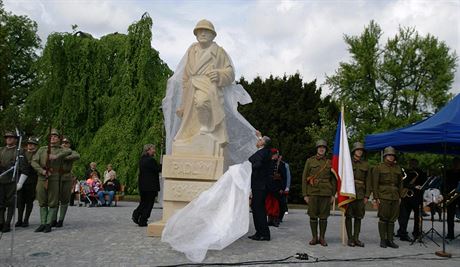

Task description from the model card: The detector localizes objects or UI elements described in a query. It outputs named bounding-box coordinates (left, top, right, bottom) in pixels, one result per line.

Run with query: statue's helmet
left=193, top=19, right=216, bottom=36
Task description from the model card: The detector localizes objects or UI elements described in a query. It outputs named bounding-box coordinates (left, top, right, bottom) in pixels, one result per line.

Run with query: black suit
left=132, top=154, right=161, bottom=225
left=249, top=147, right=272, bottom=238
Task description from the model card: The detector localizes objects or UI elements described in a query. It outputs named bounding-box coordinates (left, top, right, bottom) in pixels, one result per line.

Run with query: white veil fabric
left=161, top=161, right=252, bottom=262
left=161, top=44, right=258, bottom=262
left=161, top=43, right=258, bottom=164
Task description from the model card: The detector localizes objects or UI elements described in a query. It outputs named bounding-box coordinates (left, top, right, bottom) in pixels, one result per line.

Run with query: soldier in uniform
left=0, top=131, right=26, bottom=232
left=346, top=142, right=371, bottom=247
left=15, top=137, right=39, bottom=227
left=396, top=159, right=426, bottom=242
left=31, top=129, right=71, bottom=233
left=372, top=146, right=404, bottom=248
left=302, top=139, right=337, bottom=246
left=49, top=136, right=80, bottom=228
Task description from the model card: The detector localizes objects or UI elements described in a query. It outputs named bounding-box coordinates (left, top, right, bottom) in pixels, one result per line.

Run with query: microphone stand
left=10, top=128, right=23, bottom=259
left=410, top=177, right=431, bottom=247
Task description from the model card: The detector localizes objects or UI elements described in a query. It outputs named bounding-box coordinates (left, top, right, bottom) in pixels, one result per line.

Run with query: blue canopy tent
left=364, top=94, right=460, bottom=257
left=365, top=94, right=460, bottom=154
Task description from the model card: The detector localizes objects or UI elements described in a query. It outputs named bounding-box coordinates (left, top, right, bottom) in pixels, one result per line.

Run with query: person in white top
left=103, top=164, right=116, bottom=184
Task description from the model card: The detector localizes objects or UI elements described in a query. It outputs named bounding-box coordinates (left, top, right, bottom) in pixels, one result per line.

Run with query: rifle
left=44, top=126, right=52, bottom=190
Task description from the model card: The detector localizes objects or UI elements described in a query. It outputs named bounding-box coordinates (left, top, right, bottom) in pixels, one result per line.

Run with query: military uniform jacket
left=0, top=146, right=25, bottom=184
left=31, top=144, right=72, bottom=181
left=302, top=156, right=337, bottom=197
left=352, top=159, right=372, bottom=200
left=372, top=161, right=404, bottom=201
left=61, top=150, right=80, bottom=181
left=22, top=150, right=38, bottom=185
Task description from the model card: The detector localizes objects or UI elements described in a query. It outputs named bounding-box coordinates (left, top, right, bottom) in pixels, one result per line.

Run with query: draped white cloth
left=161, top=161, right=252, bottom=262
left=160, top=43, right=258, bottom=262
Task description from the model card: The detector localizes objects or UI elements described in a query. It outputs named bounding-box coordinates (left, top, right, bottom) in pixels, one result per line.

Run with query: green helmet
left=352, top=142, right=365, bottom=153
left=26, top=137, right=39, bottom=145
left=4, top=131, right=17, bottom=138
left=50, top=128, right=60, bottom=136
left=383, top=146, right=396, bottom=157
left=315, top=139, right=328, bottom=148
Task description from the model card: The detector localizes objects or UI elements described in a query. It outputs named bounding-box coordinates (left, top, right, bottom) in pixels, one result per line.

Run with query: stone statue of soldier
left=174, top=19, right=235, bottom=148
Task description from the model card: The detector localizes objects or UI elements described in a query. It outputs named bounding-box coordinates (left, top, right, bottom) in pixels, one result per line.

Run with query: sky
left=4, top=0, right=460, bottom=95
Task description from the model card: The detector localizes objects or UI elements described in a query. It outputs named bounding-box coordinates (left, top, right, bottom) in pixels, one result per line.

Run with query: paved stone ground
left=0, top=201, right=459, bottom=267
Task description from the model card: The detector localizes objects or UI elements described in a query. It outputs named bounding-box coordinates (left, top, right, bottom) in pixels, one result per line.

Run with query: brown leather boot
left=309, top=237, right=318, bottom=245
left=319, top=238, right=328, bottom=246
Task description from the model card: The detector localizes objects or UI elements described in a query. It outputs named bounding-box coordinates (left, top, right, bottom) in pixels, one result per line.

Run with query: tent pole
left=436, top=142, right=451, bottom=258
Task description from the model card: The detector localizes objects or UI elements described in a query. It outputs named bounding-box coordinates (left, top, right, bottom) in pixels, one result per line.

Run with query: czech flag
left=332, top=107, right=355, bottom=210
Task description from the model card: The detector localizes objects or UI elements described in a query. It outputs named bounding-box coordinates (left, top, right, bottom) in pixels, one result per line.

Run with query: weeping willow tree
left=24, top=13, right=172, bottom=193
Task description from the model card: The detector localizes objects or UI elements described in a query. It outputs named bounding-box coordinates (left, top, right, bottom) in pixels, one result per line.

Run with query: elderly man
left=132, top=144, right=161, bottom=227
left=372, top=146, right=404, bottom=248
left=85, top=162, right=100, bottom=180
left=302, top=139, right=336, bottom=246
left=248, top=131, right=273, bottom=241
left=175, top=19, right=235, bottom=145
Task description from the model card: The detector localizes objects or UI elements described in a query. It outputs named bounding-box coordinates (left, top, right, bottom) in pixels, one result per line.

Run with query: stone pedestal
left=147, top=134, right=226, bottom=237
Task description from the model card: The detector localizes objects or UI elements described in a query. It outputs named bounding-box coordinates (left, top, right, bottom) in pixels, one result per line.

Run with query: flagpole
left=341, top=105, right=346, bottom=246
left=342, top=210, right=345, bottom=245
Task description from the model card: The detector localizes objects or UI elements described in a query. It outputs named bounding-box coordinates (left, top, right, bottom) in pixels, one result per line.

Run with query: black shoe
left=386, top=240, right=399, bottom=248
left=347, top=240, right=355, bottom=247
left=56, top=220, right=63, bottom=228
left=43, top=224, right=52, bottom=233
left=354, top=240, right=365, bottom=247
left=50, top=220, right=57, bottom=227
left=22, top=221, right=29, bottom=227
left=34, top=224, right=46, bottom=232
left=132, top=216, right=139, bottom=225
left=400, top=236, right=413, bottom=242
left=15, top=221, right=23, bottom=227
left=252, top=235, right=270, bottom=241
left=380, top=239, right=387, bottom=248
left=138, top=221, right=148, bottom=227
left=446, top=235, right=455, bottom=240
left=248, top=234, right=260, bottom=240
left=2, top=224, right=11, bottom=233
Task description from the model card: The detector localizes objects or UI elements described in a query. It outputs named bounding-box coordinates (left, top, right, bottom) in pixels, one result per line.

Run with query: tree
left=325, top=20, right=458, bottom=140
left=0, top=0, right=41, bottom=130
left=23, top=13, right=172, bottom=193
left=238, top=74, right=338, bottom=202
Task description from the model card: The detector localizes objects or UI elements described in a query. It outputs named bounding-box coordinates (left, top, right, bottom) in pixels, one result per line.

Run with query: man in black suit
left=248, top=131, right=273, bottom=241
left=132, top=144, right=161, bottom=227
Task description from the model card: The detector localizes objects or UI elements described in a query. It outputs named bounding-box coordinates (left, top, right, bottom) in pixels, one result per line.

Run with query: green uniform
left=31, top=144, right=71, bottom=226
left=0, top=146, right=22, bottom=229
left=345, top=158, right=371, bottom=244
left=302, top=155, right=337, bottom=241
left=372, top=161, right=404, bottom=243
left=53, top=150, right=80, bottom=223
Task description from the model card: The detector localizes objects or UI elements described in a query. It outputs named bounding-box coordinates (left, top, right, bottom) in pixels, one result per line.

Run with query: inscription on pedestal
left=162, top=156, right=223, bottom=180
left=163, top=180, right=214, bottom=202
